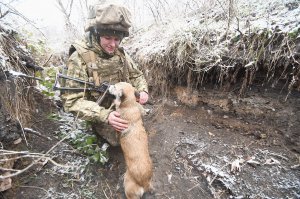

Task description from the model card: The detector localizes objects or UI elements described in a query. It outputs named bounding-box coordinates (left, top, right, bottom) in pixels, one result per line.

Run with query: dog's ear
left=113, top=88, right=124, bottom=107
left=120, top=88, right=126, bottom=101
left=113, top=87, right=124, bottom=102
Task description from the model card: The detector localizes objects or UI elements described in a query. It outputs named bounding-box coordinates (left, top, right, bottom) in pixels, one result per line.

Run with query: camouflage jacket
left=62, top=38, right=148, bottom=123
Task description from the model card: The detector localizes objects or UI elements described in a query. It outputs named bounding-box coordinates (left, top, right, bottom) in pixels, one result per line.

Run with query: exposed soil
left=1, top=85, right=299, bottom=199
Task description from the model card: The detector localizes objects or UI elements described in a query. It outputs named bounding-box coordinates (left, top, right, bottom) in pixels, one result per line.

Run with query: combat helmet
left=85, top=3, right=132, bottom=40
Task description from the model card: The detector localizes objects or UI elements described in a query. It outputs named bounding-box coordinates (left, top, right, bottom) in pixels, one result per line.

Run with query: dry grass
left=127, top=0, right=300, bottom=98
left=134, top=29, right=299, bottom=97
left=0, top=25, right=37, bottom=127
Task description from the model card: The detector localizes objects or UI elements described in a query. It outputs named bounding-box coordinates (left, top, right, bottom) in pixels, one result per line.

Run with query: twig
left=0, top=161, right=35, bottom=180
left=0, top=2, right=46, bottom=38
left=0, top=136, right=70, bottom=180
left=105, top=179, right=113, bottom=197
left=19, top=186, right=48, bottom=194
left=5, top=70, right=43, bottom=81
left=42, top=54, right=53, bottom=67
left=0, top=10, right=9, bottom=19
left=23, top=128, right=52, bottom=141
left=268, top=152, right=289, bottom=161
left=188, top=183, right=200, bottom=191
left=0, top=167, right=19, bottom=172
left=291, top=164, right=300, bottom=169
left=45, top=135, right=68, bottom=155
left=209, top=163, right=229, bottom=185
left=259, top=149, right=289, bottom=161
left=16, top=117, right=28, bottom=146
left=0, top=150, right=41, bottom=155
left=0, top=154, right=48, bottom=162
left=0, top=156, right=66, bottom=180
left=102, top=188, right=110, bottom=199
left=46, top=157, right=71, bottom=168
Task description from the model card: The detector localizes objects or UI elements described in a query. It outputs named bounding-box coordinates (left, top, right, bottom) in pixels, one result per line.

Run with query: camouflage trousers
left=92, top=122, right=121, bottom=146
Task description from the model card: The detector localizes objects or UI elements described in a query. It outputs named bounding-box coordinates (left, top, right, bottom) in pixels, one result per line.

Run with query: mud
left=142, top=87, right=300, bottom=199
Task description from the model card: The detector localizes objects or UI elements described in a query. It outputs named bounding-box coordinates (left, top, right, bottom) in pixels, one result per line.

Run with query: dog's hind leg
left=124, top=171, right=144, bottom=199
left=147, top=181, right=155, bottom=194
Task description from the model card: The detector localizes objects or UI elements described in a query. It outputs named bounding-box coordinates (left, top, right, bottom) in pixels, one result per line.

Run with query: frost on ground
left=144, top=87, right=299, bottom=199
left=127, top=0, right=300, bottom=55
left=174, top=135, right=300, bottom=198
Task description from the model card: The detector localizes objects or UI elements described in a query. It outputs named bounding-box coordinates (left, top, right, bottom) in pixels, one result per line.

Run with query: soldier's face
left=100, top=36, right=121, bottom=54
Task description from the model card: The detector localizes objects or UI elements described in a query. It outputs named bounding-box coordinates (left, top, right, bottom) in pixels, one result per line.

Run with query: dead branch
left=0, top=154, right=47, bottom=162
left=0, top=10, right=9, bottom=19
left=55, top=0, right=74, bottom=28
left=42, top=54, right=53, bottom=67
left=0, top=135, right=72, bottom=180
left=19, top=186, right=48, bottom=195
left=0, top=2, right=46, bottom=38
left=0, top=150, right=43, bottom=156
left=17, top=117, right=28, bottom=146
left=0, top=161, right=35, bottom=180
left=23, top=128, right=52, bottom=141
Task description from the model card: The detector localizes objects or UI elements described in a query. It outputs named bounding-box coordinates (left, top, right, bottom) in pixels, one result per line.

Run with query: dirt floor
left=1, top=86, right=300, bottom=199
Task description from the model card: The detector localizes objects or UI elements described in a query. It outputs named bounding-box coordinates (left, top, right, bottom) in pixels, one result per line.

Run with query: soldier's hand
left=139, top=91, right=149, bottom=105
left=108, top=111, right=128, bottom=132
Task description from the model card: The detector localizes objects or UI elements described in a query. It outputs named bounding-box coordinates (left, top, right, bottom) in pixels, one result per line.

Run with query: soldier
left=62, top=4, right=148, bottom=146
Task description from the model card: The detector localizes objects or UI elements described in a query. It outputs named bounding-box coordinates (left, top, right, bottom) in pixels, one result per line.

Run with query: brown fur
left=109, top=82, right=153, bottom=199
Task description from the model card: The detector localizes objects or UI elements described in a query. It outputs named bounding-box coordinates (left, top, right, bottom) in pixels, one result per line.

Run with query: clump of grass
left=53, top=113, right=109, bottom=165
left=69, top=132, right=109, bottom=164
left=128, top=1, right=299, bottom=98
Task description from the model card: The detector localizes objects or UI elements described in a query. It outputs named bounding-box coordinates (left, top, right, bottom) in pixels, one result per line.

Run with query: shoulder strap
left=70, top=41, right=94, bottom=64
left=70, top=41, right=100, bottom=86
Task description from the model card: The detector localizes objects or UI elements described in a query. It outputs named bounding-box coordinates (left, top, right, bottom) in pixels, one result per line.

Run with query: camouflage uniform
left=62, top=35, right=148, bottom=146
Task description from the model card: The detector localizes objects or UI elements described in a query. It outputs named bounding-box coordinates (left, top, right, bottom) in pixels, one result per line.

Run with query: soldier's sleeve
left=62, top=51, right=113, bottom=123
left=124, top=52, right=149, bottom=93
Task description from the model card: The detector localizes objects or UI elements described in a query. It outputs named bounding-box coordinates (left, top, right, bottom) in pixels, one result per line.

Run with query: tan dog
left=108, top=82, right=153, bottom=199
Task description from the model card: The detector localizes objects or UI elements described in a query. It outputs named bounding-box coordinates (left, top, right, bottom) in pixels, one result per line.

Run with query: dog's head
left=108, top=82, right=140, bottom=106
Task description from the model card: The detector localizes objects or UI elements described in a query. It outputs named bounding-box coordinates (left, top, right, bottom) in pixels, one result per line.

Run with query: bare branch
left=0, top=2, right=46, bottom=38
left=23, top=127, right=52, bottom=141
left=56, top=0, right=71, bottom=22
left=0, top=136, right=72, bottom=180
left=17, top=117, right=28, bottom=147
left=68, top=0, right=74, bottom=17
left=0, top=10, right=10, bottom=19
